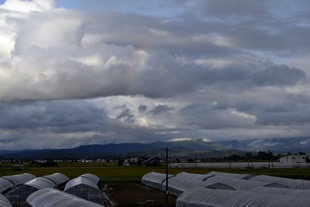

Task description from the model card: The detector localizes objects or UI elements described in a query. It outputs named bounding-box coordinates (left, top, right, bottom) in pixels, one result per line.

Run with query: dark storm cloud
left=138, top=105, right=147, bottom=114
left=150, top=104, right=175, bottom=115
left=82, top=12, right=238, bottom=55
left=113, top=105, right=127, bottom=110
left=252, top=98, right=310, bottom=126
left=248, top=63, right=307, bottom=87
left=184, top=0, right=310, bottom=54
left=1, top=2, right=308, bottom=101
left=0, top=100, right=107, bottom=131
left=179, top=102, right=255, bottom=129
left=116, top=108, right=135, bottom=123
left=1, top=0, right=310, bottom=149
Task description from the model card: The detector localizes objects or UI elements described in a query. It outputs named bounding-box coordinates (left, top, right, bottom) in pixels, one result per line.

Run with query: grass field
left=1, top=162, right=310, bottom=181
left=1, top=162, right=310, bottom=206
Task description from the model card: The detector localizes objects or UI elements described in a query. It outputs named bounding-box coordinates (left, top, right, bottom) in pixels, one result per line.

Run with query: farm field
left=107, top=183, right=176, bottom=207
left=1, top=162, right=310, bottom=206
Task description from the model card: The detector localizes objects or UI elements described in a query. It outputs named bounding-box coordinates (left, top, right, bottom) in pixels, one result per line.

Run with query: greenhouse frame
left=81, top=173, right=100, bottom=184
left=2, top=173, right=36, bottom=188
left=141, top=172, right=174, bottom=190
left=250, top=186, right=310, bottom=199
left=43, top=172, right=69, bottom=188
left=162, top=177, right=210, bottom=196
left=246, top=174, right=310, bottom=189
left=5, top=177, right=56, bottom=207
left=206, top=171, right=250, bottom=179
left=0, top=193, right=12, bottom=207
left=176, top=187, right=310, bottom=207
left=141, top=171, right=310, bottom=206
left=203, top=175, right=288, bottom=191
left=26, top=188, right=105, bottom=207
left=64, top=176, right=104, bottom=204
left=175, top=172, right=214, bottom=181
left=0, top=178, right=14, bottom=194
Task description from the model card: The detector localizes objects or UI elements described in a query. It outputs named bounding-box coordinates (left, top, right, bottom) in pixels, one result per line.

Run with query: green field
left=1, top=162, right=310, bottom=182
left=2, top=162, right=310, bottom=207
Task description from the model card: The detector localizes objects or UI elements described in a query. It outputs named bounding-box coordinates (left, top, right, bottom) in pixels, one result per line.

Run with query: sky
left=0, top=0, right=310, bottom=150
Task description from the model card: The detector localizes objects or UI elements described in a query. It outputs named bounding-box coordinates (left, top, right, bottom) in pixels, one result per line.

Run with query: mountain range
left=0, top=137, right=309, bottom=160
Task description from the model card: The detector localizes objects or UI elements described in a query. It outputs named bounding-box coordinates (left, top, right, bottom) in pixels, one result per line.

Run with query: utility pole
left=165, top=147, right=169, bottom=206
left=229, top=151, right=231, bottom=169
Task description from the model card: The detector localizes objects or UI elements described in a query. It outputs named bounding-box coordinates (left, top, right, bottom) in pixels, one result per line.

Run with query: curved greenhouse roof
left=3, top=173, right=36, bottom=187
left=206, top=171, right=250, bottom=179
left=64, top=176, right=104, bottom=204
left=26, top=188, right=105, bottom=207
left=247, top=175, right=310, bottom=189
left=0, top=193, right=12, bottom=207
left=204, top=175, right=287, bottom=191
left=162, top=177, right=210, bottom=196
left=176, top=172, right=214, bottom=181
left=64, top=176, right=99, bottom=191
left=81, top=173, right=100, bottom=184
left=24, top=177, right=56, bottom=189
left=0, top=178, right=14, bottom=193
left=43, top=172, right=69, bottom=186
left=6, top=177, right=56, bottom=207
left=142, top=172, right=174, bottom=190
left=250, top=186, right=310, bottom=198
left=176, top=187, right=310, bottom=207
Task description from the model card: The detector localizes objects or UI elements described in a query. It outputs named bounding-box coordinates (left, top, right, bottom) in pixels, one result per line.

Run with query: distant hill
left=1, top=137, right=309, bottom=159
left=0, top=138, right=233, bottom=159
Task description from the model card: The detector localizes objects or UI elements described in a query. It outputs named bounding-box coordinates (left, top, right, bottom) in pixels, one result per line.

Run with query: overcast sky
left=0, top=0, right=310, bottom=150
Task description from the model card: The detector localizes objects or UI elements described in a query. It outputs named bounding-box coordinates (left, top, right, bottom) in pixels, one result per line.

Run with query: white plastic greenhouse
left=203, top=175, right=287, bottom=191
left=64, top=176, right=104, bottom=204
left=250, top=186, right=310, bottom=198
left=0, top=178, right=14, bottom=194
left=43, top=172, right=69, bottom=187
left=26, top=188, right=105, bottom=207
left=247, top=174, right=310, bottom=189
left=176, top=187, right=310, bottom=207
left=141, top=172, right=174, bottom=190
left=176, top=172, right=214, bottom=181
left=2, top=173, right=36, bottom=188
left=81, top=173, right=100, bottom=184
left=0, top=193, right=12, bottom=207
left=5, top=177, right=56, bottom=207
left=206, top=171, right=250, bottom=179
left=162, top=176, right=211, bottom=196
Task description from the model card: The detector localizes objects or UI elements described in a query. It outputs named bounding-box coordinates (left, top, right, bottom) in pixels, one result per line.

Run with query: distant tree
left=118, top=158, right=124, bottom=166
left=246, top=152, right=252, bottom=159
left=137, top=159, right=143, bottom=166
left=187, top=157, right=194, bottom=163
left=230, top=154, right=240, bottom=162
left=257, top=150, right=275, bottom=160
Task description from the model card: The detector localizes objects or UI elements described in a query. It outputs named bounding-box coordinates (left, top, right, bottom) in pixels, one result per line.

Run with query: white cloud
left=0, top=0, right=310, bottom=150
left=170, top=138, right=194, bottom=142
left=1, top=0, right=55, bottom=12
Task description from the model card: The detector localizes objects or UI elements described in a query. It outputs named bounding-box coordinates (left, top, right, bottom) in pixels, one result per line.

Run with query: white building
left=280, top=155, right=307, bottom=164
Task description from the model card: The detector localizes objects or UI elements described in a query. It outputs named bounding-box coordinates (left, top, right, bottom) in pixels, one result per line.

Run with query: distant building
left=122, top=161, right=139, bottom=166
left=142, top=156, right=160, bottom=166
left=11, top=164, right=24, bottom=171
left=280, top=155, right=307, bottom=164
left=122, top=157, right=139, bottom=166
left=124, top=157, right=139, bottom=163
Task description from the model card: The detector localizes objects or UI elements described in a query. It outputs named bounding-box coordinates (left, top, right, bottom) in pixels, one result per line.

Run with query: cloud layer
left=0, top=0, right=310, bottom=150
